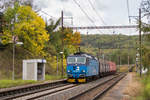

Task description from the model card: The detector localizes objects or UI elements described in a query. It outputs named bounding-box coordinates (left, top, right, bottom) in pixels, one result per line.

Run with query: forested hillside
left=80, top=34, right=139, bottom=65
left=81, top=34, right=138, bottom=49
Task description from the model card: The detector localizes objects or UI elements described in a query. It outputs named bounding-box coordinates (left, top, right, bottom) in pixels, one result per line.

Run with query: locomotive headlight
left=67, top=70, right=70, bottom=72
left=82, top=70, right=85, bottom=73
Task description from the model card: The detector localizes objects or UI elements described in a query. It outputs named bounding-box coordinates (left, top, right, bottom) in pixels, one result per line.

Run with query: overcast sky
left=34, top=0, right=142, bottom=35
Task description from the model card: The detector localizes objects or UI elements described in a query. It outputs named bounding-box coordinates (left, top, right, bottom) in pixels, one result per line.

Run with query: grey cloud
left=94, top=0, right=107, bottom=11
left=58, top=0, right=69, bottom=2
left=34, top=0, right=49, bottom=9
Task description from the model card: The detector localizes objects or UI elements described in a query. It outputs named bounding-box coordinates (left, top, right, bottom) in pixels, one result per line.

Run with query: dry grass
left=122, top=73, right=142, bottom=100
left=119, top=65, right=129, bottom=72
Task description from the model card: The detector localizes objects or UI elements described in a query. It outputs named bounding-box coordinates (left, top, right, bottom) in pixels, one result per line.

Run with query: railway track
left=16, top=75, right=119, bottom=100
left=0, top=73, right=126, bottom=100
left=0, top=79, right=68, bottom=100
left=69, top=73, right=126, bottom=100
left=25, top=84, right=78, bottom=100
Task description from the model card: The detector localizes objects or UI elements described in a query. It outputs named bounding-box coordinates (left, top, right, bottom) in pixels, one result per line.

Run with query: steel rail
left=27, top=84, right=78, bottom=100
left=26, top=75, right=119, bottom=100
left=69, top=73, right=126, bottom=100
left=92, top=74, right=126, bottom=100
left=0, top=79, right=67, bottom=100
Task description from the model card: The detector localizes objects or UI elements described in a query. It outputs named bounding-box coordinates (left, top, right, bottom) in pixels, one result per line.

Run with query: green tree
left=46, top=20, right=81, bottom=57
left=140, top=0, right=150, bottom=71
left=45, top=19, right=62, bottom=56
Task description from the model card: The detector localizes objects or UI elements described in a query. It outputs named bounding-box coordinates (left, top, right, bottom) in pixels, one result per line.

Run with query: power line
left=73, top=0, right=95, bottom=24
left=87, top=0, right=107, bottom=25
left=72, top=0, right=103, bottom=34
left=40, top=10, right=57, bottom=19
left=87, top=0, right=112, bottom=33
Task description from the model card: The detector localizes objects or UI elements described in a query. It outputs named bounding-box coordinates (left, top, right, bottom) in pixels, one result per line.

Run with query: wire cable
left=40, top=10, right=57, bottom=19
left=87, top=0, right=112, bottom=34
left=73, top=0, right=103, bottom=34
left=87, top=0, right=107, bottom=25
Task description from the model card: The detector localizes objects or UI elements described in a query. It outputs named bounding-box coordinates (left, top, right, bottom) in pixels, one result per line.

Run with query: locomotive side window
left=67, top=57, right=76, bottom=64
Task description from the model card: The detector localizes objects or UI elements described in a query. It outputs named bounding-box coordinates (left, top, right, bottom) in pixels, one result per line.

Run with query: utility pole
left=12, top=37, right=15, bottom=80
left=128, top=20, right=131, bottom=71
left=118, top=56, right=120, bottom=72
left=128, top=55, right=129, bottom=70
left=0, top=12, right=3, bottom=33
left=118, top=34, right=121, bottom=72
left=128, top=33, right=130, bottom=71
left=139, top=8, right=142, bottom=77
left=61, top=10, right=64, bottom=78
left=56, top=54, right=59, bottom=76
left=98, top=47, right=101, bottom=60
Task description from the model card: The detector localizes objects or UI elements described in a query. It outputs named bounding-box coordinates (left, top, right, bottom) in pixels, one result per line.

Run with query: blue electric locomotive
left=66, top=52, right=99, bottom=82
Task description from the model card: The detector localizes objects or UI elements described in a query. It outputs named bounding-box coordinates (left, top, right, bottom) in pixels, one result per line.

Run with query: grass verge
left=0, top=80, right=36, bottom=89
left=45, top=75, right=66, bottom=80
left=136, top=73, right=150, bottom=100
left=0, top=75, right=66, bottom=89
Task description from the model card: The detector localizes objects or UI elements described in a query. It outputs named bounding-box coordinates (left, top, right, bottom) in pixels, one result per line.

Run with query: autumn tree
left=62, top=28, right=81, bottom=58
left=46, top=19, right=81, bottom=58
left=1, top=3, right=49, bottom=56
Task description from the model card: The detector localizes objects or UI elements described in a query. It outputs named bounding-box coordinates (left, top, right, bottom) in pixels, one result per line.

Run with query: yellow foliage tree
left=62, top=28, right=81, bottom=57
left=63, top=28, right=81, bottom=47
left=2, top=5, right=49, bottom=56
left=72, top=31, right=81, bottom=48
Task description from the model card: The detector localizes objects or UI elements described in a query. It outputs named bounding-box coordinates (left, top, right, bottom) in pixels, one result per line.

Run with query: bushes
left=136, top=73, right=150, bottom=100
left=141, top=74, right=150, bottom=100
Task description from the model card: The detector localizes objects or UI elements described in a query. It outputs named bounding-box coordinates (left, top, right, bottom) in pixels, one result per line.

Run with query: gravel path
left=100, top=73, right=132, bottom=100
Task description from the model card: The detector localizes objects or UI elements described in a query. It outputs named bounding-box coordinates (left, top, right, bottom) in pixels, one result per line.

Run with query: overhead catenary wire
left=40, top=10, right=57, bottom=19
left=72, top=0, right=103, bottom=34
left=87, top=0, right=112, bottom=34
left=87, top=0, right=107, bottom=25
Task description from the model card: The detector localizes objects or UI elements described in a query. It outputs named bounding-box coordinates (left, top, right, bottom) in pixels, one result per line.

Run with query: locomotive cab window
left=77, top=57, right=86, bottom=64
left=67, top=57, right=86, bottom=64
left=67, top=57, right=76, bottom=64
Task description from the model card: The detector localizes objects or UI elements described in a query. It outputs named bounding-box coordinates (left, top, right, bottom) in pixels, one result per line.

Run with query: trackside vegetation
left=137, top=74, right=150, bottom=100
left=0, top=75, right=67, bottom=89
left=0, top=1, right=81, bottom=80
left=0, top=80, right=36, bottom=89
left=136, top=0, right=150, bottom=99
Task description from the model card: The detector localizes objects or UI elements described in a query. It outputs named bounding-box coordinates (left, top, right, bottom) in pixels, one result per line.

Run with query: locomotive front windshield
left=77, top=57, right=86, bottom=64
left=67, top=57, right=76, bottom=64
left=67, top=57, right=86, bottom=64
